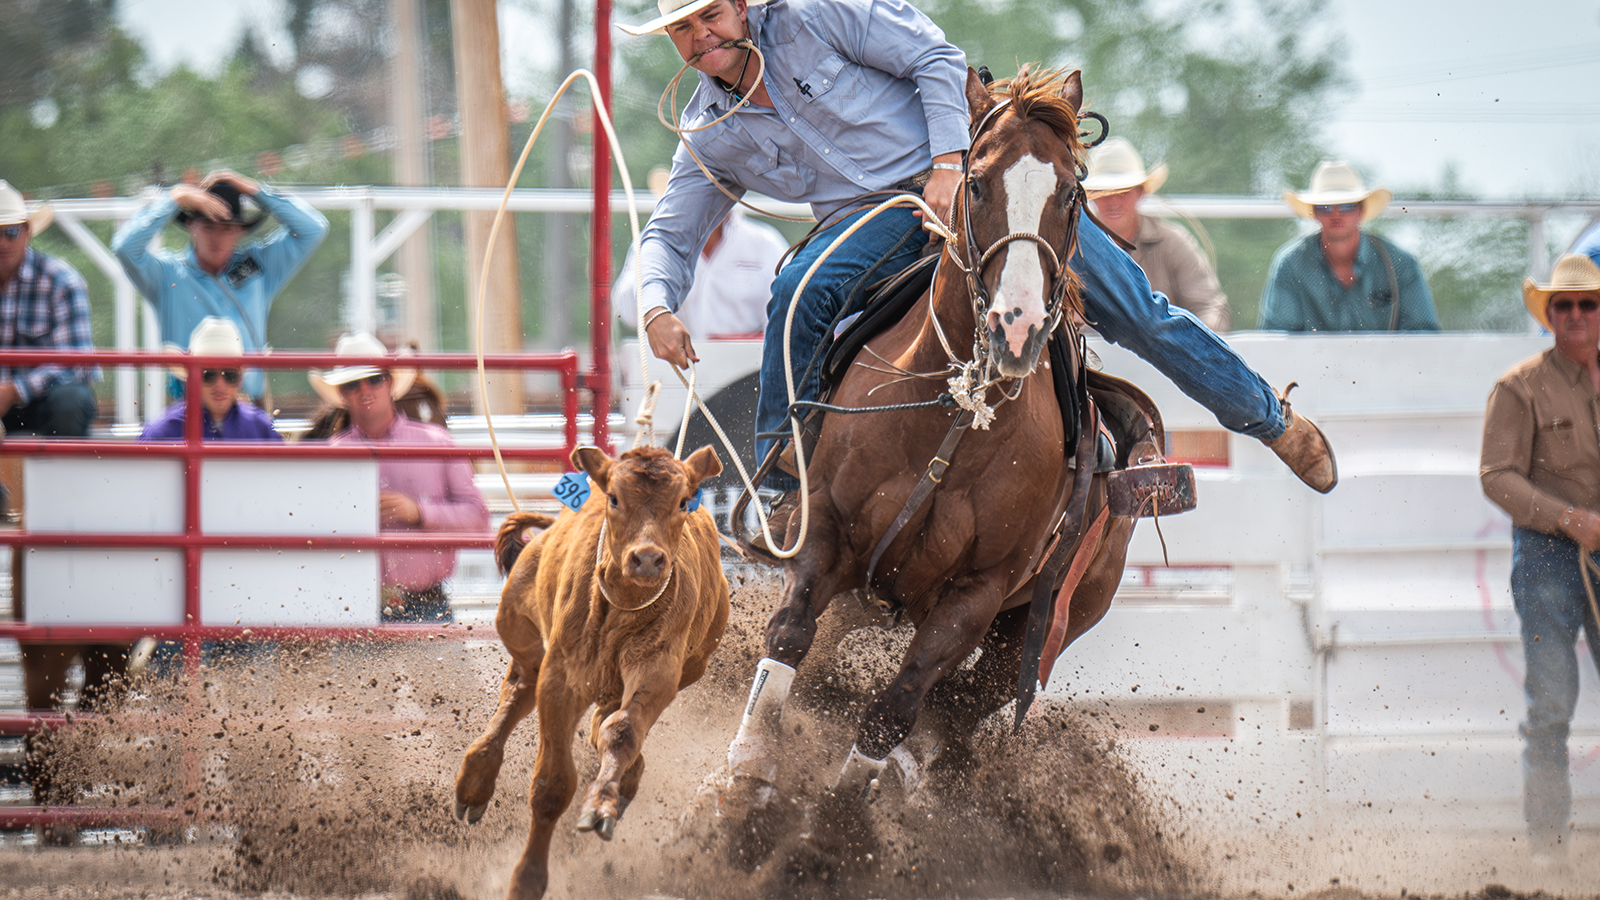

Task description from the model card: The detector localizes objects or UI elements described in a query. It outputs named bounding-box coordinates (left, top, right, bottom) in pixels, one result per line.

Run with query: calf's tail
left=496, top=511, right=557, bottom=575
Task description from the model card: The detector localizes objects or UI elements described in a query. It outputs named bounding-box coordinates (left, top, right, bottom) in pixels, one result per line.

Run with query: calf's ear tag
left=553, top=471, right=592, bottom=512
left=687, top=487, right=703, bottom=513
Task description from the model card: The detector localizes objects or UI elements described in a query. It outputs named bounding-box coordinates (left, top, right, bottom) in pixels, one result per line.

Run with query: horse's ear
left=965, top=66, right=996, bottom=123
left=1060, top=69, right=1083, bottom=117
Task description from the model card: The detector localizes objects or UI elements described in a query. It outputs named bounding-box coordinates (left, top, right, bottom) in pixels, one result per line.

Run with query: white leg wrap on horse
left=832, top=745, right=889, bottom=802
left=726, top=658, right=795, bottom=782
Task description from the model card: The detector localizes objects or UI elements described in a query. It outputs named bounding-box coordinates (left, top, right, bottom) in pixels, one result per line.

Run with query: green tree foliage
left=610, top=0, right=1350, bottom=329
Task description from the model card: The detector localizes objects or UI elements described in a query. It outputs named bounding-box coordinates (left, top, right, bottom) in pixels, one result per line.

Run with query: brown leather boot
left=747, top=491, right=801, bottom=558
left=1263, top=384, right=1337, bottom=494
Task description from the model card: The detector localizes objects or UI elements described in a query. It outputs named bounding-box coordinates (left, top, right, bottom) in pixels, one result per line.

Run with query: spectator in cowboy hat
left=1260, top=160, right=1439, bottom=332
left=112, top=169, right=328, bottom=399
left=1481, top=253, right=1600, bottom=865
left=0, top=179, right=98, bottom=439
left=1085, top=138, right=1231, bottom=331
left=138, top=317, right=281, bottom=442
left=312, top=332, right=488, bottom=622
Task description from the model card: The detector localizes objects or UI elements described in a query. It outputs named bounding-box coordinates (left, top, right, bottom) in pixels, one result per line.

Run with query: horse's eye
left=967, top=179, right=982, bottom=202
left=608, top=494, right=618, bottom=508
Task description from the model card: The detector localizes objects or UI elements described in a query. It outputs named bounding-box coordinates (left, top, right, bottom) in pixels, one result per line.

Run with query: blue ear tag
left=687, top=486, right=704, bottom=513
left=553, top=471, right=591, bottom=512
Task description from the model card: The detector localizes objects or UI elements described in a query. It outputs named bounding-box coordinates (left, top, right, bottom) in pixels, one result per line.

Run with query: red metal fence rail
left=0, top=347, right=583, bottom=829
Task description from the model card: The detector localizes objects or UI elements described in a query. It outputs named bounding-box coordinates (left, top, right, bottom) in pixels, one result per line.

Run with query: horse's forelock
left=991, top=65, right=1086, bottom=162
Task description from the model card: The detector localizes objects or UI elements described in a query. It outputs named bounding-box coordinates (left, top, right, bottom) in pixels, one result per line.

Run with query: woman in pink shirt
left=311, top=333, right=489, bottom=622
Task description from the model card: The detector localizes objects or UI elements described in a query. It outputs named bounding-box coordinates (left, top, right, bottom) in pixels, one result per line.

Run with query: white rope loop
left=475, top=69, right=647, bottom=513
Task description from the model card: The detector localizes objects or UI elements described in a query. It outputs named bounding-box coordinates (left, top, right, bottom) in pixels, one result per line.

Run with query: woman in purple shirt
left=311, top=332, right=489, bottom=622
left=138, top=317, right=281, bottom=442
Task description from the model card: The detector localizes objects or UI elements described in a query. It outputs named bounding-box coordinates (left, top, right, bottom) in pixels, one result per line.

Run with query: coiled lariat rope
left=472, top=53, right=964, bottom=562
left=475, top=69, right=645, bottom=514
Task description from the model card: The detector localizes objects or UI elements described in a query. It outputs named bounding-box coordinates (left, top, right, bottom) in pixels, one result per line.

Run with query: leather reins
left=859, top=98, right=1090, bottom=615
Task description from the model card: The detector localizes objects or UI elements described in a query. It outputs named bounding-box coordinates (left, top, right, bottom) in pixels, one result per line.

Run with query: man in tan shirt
left=1480, top=253, right=1600, bottom=863
left=1084, top=138, right=1231, bottom=331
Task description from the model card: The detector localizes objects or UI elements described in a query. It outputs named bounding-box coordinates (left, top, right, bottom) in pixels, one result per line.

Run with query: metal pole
left=591, top=0, right=614, bottom=452
left=350, top=193, right=377, bottom=334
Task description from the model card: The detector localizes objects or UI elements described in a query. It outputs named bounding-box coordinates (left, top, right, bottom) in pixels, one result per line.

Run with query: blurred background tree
left=0, top=0, right=1552, bottom=409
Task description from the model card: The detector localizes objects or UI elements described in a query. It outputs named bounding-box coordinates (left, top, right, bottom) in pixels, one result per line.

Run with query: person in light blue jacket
left=112, top=169, right=328, bottom=398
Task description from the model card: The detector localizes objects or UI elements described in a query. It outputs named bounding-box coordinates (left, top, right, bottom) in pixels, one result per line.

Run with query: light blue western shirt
left=112, top=185, right=329, bottom=397
left=635, top=0, right=969, bottom=315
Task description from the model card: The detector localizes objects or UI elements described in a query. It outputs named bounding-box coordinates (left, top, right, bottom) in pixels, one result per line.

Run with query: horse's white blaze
left=990, top=153, right=1055, bottom=360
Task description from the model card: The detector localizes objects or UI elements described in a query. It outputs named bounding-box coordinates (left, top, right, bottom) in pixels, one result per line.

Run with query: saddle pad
left=821, top=254, right=940, bottom=389
left=819, top=252, right=1084, bottom=453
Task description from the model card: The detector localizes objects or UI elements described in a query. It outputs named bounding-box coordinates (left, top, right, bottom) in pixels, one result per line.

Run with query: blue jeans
left=1511, top=526, right=1600, bottom=843
left=754, top=208, right=1287, bottom=488
left=757, top=208, right=928, bottom=488
left=3, top=380, right=96, bottom=437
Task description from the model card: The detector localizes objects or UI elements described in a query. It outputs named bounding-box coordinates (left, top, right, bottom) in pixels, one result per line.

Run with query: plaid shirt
left=0, top=247, right=95, bottom=403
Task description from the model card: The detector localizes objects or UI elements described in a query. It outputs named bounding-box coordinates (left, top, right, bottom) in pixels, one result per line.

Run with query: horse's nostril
left=629, top=549, right=666, bottom=576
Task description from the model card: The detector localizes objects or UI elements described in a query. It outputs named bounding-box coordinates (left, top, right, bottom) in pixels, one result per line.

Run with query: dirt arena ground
left=2, top=568, right=1596, bottom=899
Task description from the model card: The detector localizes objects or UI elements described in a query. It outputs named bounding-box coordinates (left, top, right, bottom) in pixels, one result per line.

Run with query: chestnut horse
left=723, top=65, right=1164, bottom=824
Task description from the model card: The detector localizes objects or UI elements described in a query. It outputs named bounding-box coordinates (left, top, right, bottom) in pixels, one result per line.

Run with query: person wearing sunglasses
left=1260, top=160, right=1439, bottom=332
left=111, top=169, right=328, bottom=400
left=1481, top=254, right=1600, bottom=866
left=1084, top=138, right=1231, bottom=331
left=137, top=317, right=281, bottom=442
left=0, top=180, right=98, bottom=440
left=310, top=332, right=488, bottom=623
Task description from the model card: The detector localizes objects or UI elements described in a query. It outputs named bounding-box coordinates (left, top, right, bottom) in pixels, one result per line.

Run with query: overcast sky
left=116, top=0, right=1600, bottom=199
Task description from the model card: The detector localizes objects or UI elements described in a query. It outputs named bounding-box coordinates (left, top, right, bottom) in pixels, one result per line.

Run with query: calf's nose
left=628, top=547, right=667, bottom=578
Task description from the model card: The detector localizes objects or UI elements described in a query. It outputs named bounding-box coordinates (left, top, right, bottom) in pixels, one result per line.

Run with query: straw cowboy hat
left=1082, top=138, right=1168, bottom=197
left=1522, top=254, right=1600, bottom=331
left=308, top=332, right=418, bottom=407
left=618, top=0, right=770, bottom=36
left=0, top=180, right=54, bottom=233
left=1284, top=160, right=1392, bottom=223
left=164, top=317, right=244, bottom=380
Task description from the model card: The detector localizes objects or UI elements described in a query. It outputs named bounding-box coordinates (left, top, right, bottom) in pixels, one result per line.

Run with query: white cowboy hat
left=165, top=317, right=245, bottom=380
left=1522, top=254, right=1600, bottom=331
left=308, top=332, right=418, bottom=407
left=1283, top=160, right=1392, bottom=223
left=0, top=180, right=54, bottom=233
left=618, top=0, right=769, bottom=36
left=1082, top=138, right=1168, bottom=197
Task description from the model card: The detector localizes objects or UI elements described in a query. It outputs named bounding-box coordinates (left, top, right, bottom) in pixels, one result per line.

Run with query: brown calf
left=454, top=444, right=729, bottom=900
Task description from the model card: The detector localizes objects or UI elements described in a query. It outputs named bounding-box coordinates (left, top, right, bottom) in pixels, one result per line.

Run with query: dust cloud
left=2, top=569, right=1592, bottom=899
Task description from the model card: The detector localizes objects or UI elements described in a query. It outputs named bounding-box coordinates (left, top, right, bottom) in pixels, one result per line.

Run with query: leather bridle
left=948, top=98, right=1087, bottom=342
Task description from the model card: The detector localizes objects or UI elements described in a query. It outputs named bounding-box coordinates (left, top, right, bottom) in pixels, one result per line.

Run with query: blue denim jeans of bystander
left=1511, top=526, right=1600, bottom=846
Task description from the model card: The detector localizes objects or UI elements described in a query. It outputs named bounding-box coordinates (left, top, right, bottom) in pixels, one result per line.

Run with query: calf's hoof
left=453, top=800, right=488, bottom=824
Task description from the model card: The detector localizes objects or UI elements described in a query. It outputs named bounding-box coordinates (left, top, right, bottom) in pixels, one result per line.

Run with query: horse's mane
left=991, top=65, right=1087, bottom=163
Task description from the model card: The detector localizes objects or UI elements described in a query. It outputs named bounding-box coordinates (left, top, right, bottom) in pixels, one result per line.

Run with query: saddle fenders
left=1105, top=461, right=1197, bottom=518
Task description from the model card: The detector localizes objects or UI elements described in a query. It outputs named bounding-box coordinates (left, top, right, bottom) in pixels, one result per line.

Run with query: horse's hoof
left=454, top=801, right=466, bottom=821
left=461, top=802, right=487, bottom=824
left=596, top=815, right=617, bottom=841
left=576, top=808, right=600, bottom=832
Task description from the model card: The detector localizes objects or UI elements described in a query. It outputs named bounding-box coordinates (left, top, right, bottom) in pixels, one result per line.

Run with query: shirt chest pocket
left=759, top=139, right=815, bottom=199
left=16, top=319, right=53, bottom=347
left=792, top=52, right=849, bottom=104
